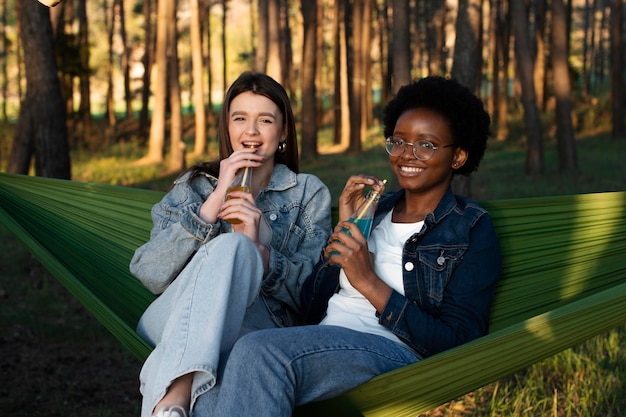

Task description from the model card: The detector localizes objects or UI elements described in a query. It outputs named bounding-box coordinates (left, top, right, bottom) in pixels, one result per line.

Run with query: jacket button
left=404, top=262, right=414, bottom=271
left=269, top=213, right=278, bottom=221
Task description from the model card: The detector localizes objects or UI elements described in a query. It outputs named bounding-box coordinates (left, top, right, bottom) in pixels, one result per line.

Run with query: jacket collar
left=377, top=186, right=456, bottom=226
left=265, top=164, right=297, bottom=192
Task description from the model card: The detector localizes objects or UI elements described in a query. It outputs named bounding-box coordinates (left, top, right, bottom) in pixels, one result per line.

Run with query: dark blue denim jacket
left=301, top=187, right=502, bottom=358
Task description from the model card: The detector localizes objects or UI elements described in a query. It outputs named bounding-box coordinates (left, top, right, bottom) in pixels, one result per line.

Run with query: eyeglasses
left=384, top=136, right=457, bottom=161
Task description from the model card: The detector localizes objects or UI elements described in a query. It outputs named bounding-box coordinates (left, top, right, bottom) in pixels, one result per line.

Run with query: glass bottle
left=328, top=180, right=386, bottom=264
left=343, top=179, right=387, bottom=239
left=225, top=166, right=252, bottom=224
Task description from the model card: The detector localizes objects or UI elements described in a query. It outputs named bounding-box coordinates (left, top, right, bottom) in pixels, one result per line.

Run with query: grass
left=2, top=120, right=626, bottom=416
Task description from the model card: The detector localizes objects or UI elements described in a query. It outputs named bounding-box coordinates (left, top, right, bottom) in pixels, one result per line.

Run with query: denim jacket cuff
left=180, top=202, right=221, bottom=243
left=378, top=290, right=406, bottom=328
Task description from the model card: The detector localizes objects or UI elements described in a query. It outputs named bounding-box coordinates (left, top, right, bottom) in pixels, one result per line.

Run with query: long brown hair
left=188, top=72, right=299, bottom=179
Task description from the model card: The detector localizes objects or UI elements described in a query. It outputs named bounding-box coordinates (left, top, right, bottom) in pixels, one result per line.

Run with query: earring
left=277, top=141, right=287, bottom=153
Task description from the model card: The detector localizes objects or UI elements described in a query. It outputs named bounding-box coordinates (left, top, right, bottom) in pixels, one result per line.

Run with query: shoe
left=153, top=405, right=188, bottom=417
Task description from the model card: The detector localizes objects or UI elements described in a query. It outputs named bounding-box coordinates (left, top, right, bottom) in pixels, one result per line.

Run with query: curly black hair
left=382, top=76, right=491, bottom=176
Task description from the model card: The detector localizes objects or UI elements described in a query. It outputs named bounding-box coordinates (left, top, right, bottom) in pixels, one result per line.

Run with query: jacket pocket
left=419, top=247, right=466, bottom=305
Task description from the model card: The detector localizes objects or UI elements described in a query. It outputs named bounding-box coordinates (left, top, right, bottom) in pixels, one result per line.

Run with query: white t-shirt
left=320, top=210, right=424, bottom=348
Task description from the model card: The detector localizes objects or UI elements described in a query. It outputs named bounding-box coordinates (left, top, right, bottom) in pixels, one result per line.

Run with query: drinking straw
left=241, top=166, right=251, bottom=187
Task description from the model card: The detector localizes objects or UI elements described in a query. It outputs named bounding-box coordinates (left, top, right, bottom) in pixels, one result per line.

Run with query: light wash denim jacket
left=130, top=163, right=332, bottom=326
left=302, top=187, right=502, bottom=358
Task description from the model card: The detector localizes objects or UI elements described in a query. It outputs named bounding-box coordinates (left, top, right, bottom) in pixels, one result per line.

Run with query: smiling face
left=389, top=107, right=467, bottom=197
left=228, top=91, right=286, bottom=164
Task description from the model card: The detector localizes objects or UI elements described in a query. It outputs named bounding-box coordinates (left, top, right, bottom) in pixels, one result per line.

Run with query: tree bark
left=190, top=0, right=207, bottom=156
left=9, top=0, right=70, bottom=179
left=255, top=0, right=268, bottom=72
left=533, top=0, right=547, bottom=110
left=610, top=0, right=625, bottom=140
left=139, top=0, right=152, bottom=138
left=495, top=0, right=510, bottom=141
left=167, top=0, right=183, bottom=172
left=266, top=0, right=282, bottom=83
left=146, top=0, right=169, bottom=163
left=451, top=0, right=483, bottom=197
left=391, top=0, right=410, bottom=93
left=116, top=0, right=132, bottom=120
left=300, top=0, right=318, bottom=161
left=77, top=0, right=91, bottom=134
left=451, top=0, right=482, bottom=90
left=1, top=0, right=8, bottom=120
left=551, top=0, right=577, bottom=171
left=348, top=0, right=363, bottom=153
left=332, top=0, right=349, bottom=147
left=510, top=0, right=544, bottom=175
left=105, top=0, right=116, bottom=126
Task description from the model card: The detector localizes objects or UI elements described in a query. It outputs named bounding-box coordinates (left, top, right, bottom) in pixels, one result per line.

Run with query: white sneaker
left=153, top=405, right=188, bottom=417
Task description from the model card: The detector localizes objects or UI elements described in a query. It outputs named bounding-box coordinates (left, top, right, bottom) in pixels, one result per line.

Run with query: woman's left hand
left=325, top=221, right=375, bottom=286
left=324, top=221, right=392, bottom=312
left=218, top=191, right=262, bottom=242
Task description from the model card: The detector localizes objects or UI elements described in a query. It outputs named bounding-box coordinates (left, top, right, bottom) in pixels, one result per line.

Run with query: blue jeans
left=192, top=325, right=420, bottom=417
left=137, top=233, right=279, bottom=417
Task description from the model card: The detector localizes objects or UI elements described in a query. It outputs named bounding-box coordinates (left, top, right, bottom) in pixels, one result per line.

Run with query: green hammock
left=1, top=172, right=625, bottom=416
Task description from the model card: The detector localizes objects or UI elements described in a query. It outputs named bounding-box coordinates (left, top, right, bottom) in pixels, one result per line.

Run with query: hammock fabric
left=1, top=172, right=625, bottom=416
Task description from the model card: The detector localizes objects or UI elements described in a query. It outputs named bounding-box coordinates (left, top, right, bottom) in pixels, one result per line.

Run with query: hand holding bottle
left=326, top=176, right=386, bottom=266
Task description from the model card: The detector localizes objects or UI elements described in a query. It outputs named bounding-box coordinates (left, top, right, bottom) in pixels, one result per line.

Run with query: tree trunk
left=300, top=0, right=317, bottom=161
left=533, top=0, right=546, bottom=110
left=221, top=0, right=227, bottom=93
left=1, top=0, right=7, bottom=120
left=139, top=0, right=152, bottom=138
left=9, top=0, right=70, bottom=179
left=451, top=0, right=482, bottom=197
left=116, top=0, right=132, bottom=120
left=167, top=0, right=184, bottom=172
left=511, top=0, right=544, bottom=175
left=495, top=0, right=510, bottom=141
left=451, top=0, right=482, bottom=90
left=332, top=0, right=349, bottom=147
left=255, top=0, right=268, bottom=72
left=610, top=0, right=625, bottom=140
left=190, top=0, right=207, bottom=156
left=551, top=0, right=577, bottom=171
left=280, top=0, right=294, bottom=97
left=348, top=0, right=363, bottom=153
left=146, top=0, right=169, bottom=163
left=77, top=0, right=91, bottom=134
left=427, top=1, right=447, bottom=75
left=205, top=2, right=215, bottom=132
left=361, top=0, right=372, bottom=128
left=581, top=0, right=591, bottom=99
left=377, top=1, right=391, bottom=106
left=266, top=0, right=282, bottom=83
left=105, top=0, right=115, bottom=126
left=391, top=0, right=410, bottom=93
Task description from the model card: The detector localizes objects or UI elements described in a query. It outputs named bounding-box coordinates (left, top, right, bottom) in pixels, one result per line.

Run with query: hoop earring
left=277, top=141, right=287, bottom=153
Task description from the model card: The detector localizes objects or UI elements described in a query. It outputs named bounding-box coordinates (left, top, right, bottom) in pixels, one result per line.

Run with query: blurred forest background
left=0, top=0, right=624, bottom=185
left=0, top=1, right=625, bottom=416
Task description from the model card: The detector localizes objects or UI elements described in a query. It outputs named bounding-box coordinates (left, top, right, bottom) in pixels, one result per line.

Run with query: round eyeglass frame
left=384, top=136, right=457, bottom=161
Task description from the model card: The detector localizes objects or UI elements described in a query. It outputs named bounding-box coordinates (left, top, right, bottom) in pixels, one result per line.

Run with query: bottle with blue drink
left=329, top=179, right=386, bottom=263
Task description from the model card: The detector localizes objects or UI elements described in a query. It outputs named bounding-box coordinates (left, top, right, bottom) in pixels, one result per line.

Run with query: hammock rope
left=1, top=172, right=625, bottom=416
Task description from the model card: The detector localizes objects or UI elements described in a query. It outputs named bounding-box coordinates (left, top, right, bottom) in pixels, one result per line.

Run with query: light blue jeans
left=192, top=325, right=420, bottom=417
left=137, top=233, right=279, bottom=417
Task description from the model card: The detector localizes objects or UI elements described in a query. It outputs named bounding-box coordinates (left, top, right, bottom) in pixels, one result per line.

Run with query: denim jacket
left=131, top=163, right=332, bottom=326
left=301, top=187, right=502, bottom=358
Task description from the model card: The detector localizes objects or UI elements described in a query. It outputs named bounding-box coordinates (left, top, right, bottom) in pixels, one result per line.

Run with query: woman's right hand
left=337, top=175, right=385, bottom=222
left=198, top=149, right=262, bottom=224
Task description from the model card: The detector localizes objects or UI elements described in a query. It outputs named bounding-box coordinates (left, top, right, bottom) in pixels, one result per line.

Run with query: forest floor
left=0, top=224, right=142, bottom=417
